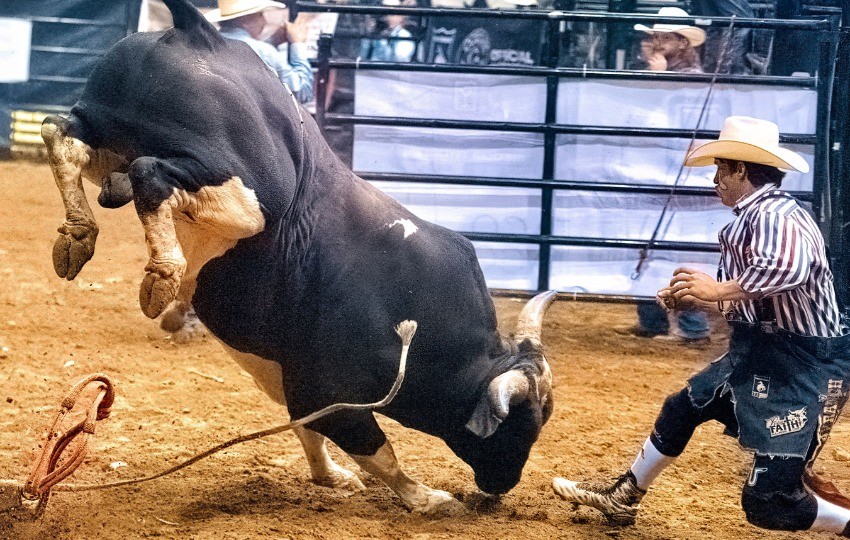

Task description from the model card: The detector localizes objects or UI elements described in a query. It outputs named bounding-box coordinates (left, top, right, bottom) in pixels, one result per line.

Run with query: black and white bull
left=41, top=0, right=556, bottom=513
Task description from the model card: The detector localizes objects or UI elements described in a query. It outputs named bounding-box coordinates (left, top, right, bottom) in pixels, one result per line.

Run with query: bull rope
left=631, top=16, right=738, bottom=280
left=2, top=320, right=416, bottom=512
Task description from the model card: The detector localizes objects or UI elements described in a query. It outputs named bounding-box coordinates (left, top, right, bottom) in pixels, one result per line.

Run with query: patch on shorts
left=765, top=407, right=807, bottom=437
left=752, top=376, right=770, bottom=399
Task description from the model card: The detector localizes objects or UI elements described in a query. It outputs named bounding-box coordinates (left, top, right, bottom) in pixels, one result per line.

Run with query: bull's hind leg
left=220, top=345, right=365, bottom=493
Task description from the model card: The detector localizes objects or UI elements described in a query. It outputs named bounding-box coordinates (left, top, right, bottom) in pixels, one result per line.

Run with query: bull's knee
left=41, top=115, right=72, bottom=146
left=128, top=157, right=176, bottom=209
left=741, top=485, right=817, bottom=531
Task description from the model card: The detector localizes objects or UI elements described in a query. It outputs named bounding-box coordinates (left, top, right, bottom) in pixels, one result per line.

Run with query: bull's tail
left=162, top=0, right=226, bottom=49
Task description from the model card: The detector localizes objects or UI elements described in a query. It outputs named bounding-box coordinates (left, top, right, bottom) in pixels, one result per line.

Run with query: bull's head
left=447, top=291, right=556, bottom=495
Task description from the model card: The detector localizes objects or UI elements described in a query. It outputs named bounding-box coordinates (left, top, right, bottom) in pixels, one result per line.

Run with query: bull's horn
left=488, top=370, right=530, bottom=420
left=514, top=290, right=558, bottom=346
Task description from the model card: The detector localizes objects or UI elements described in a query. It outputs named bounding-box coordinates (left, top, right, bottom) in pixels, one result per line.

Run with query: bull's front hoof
left=160, top=302, right=207, bottom=343
left=313, top=466, right=367, bottom=495
left=52, top=223, right=98, bottom=280
left=411, top=489, right=467, bottom=517
left=139, top=261, right=185, bottom=319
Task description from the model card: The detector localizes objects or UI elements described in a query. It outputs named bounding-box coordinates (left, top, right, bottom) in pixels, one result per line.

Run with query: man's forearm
left=715, top=279, right=755, bottom=302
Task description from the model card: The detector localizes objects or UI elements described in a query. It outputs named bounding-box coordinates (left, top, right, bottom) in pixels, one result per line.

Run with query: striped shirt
left=718, top=184, right=843, bottom=337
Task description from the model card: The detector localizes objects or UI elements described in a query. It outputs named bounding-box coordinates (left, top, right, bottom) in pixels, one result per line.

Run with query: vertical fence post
left=813, top=31, right=836, bottom=246
left=537, top=18, right=561, bottom=292
left=832, top=23, right=850, bottom=311
left=315, top=34, right=333, bottom=137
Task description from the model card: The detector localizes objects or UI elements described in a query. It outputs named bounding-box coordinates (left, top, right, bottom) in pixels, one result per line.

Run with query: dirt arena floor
left=1, top=159, right=848, bottom=540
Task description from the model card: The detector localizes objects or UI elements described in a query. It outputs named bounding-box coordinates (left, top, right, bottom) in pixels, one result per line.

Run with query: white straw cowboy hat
left=684, top=116, right=810, bottom=173
left=501, top=0, right=539, bottom=7
left=634, top=7, right=706, bottom=48
left=205, top=0, right=287, bottom=22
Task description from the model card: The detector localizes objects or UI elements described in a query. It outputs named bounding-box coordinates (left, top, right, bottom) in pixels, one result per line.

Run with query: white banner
left=352, top=71, right=818, bottom=294
left=354, top=126, right=545, bottom=179
left=549, top=247, right=719, bottom=297
left=0, top=18, right=32, bottom=83
left=556, top=79, right=817, bottom=134
left=355, top=71, right=547, bottom=122
left=555, top=134, right=813, bottom=190
left=552, top=191, right=730, bottom=242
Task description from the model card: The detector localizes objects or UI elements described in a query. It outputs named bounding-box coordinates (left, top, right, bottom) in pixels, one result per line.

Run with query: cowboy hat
left=205, top=0, right=287, bottom=23
left=501, top=0, right=539, bottom=7
left=684, top=116, right=810, bottom=173
left=634, top=7, right=706, bottom=48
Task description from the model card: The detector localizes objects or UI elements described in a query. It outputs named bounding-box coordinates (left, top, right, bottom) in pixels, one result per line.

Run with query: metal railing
left=304, top=1, right=846, bottom=303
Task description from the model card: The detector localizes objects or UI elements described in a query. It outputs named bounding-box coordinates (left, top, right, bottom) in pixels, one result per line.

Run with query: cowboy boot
left=552, top=470, right=646, bottom=526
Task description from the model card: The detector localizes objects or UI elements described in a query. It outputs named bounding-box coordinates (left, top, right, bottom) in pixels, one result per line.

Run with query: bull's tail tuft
left=162, top=0, right=226, bottom=48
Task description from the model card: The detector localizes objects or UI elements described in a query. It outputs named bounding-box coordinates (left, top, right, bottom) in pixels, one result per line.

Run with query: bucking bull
left=40, top=0, right=556, bottom=514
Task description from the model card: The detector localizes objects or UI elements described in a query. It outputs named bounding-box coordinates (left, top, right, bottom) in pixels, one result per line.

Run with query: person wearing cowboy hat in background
left=205, top=0, right=314, bottom=103
left=552, top=116, right=850, bottom=536
left=634, top=7, right=705, bottom=73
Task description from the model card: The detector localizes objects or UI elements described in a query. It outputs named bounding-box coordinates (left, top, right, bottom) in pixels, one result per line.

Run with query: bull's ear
left=466, top=370, right=531, bottom=438
left=465, top=395, right=503, bottom=439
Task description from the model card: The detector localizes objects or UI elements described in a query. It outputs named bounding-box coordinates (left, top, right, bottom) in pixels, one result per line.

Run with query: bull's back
left=73, top=31, right=302, bottom=210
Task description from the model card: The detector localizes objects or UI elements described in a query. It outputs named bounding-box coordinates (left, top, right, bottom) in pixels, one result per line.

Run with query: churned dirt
left=1, top=159, right=847, bottom=540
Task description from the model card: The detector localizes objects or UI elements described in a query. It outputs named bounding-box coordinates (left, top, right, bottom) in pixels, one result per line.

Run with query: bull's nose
left=476, top=475, right=519, bottom=495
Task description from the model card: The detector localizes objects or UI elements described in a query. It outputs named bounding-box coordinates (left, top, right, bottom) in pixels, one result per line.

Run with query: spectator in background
left=690, top=0, right=753, bottom=74
left=619, top=8, right=711, bottom=345
left=205, top=0, right=314, bottom=103
left=360, top=0, right=417, bottom=62
left=634, top=7, right=705, bottom=73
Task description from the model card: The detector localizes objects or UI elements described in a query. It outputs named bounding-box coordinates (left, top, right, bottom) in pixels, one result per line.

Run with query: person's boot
left=552, top=470, right=645, bottom=526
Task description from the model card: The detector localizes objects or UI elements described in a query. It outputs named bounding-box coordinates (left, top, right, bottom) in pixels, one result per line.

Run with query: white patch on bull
left=169, top=177, right=265, bottom=239
left=219, top=342, right=286, bottom=405
left=168, top=177, right=266, bottom=299
left=387, top=219, right=418, bottom=239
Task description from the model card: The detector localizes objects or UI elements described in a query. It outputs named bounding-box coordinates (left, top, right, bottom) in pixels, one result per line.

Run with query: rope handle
left=22, top=374, right=114, bottom=502
left=51, top=320, right=417, bottom=493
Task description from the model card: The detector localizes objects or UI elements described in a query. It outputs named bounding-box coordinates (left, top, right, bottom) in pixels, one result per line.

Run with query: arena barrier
left=300, top=2, right=850, bottom=305
left=0, top=0, right=142, bottom=158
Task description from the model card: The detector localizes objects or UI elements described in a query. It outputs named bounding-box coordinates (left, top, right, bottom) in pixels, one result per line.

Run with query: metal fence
left=302, top=1, right=850, bottom=306
left=0, top=0, right=142, bottom=157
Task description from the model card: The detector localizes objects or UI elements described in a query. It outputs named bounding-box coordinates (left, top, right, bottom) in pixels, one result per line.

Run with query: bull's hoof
left=52, top=223, right=98, bottom=280
left=411, top=489, right=467, bottom=517
left=160, top=302, right=207, bottom=343
left=313, top=466, right=367, bottom=495
left=139, top=260, right=185, bottom=319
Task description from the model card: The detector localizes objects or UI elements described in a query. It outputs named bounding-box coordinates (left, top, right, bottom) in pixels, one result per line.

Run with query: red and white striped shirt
left=718, top=184, right=844, bottom=337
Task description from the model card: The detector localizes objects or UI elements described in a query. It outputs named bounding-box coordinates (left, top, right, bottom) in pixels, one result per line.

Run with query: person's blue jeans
left=637, top=302, right=710, bottom=340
